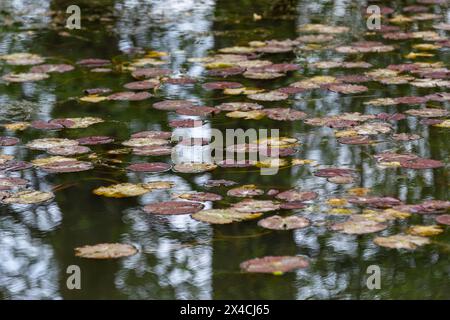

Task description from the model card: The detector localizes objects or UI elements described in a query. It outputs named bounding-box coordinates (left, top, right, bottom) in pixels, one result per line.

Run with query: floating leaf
left=107, top=91, right=152, bottom=101
left=248, top=91, right=288, bottom=101
left=407, top=225, right=443, bottom=237
left=374, top=235, right=430, bottom=250
left=30, top=64, right=74, bottom=73
left=258, top=215, right=310, bottom=230
left=0, top=53, right=44, bottom=65
left=232, top=199, right=280, bottom=213
left=275, top=190, right=318, bottom=202
left=2, top=72, right=49, bottom=82
left=26, top=138, right=78, bottom=150
left=192, top=209, right=261, bottom=224
left=77, top=136, right=114, bottom=145
left=226, top=110, right=266, bottom=120
left=227, top=184, right=264, bottom=197
left=240, top=256, right=309, bottom=274
left=2, top=190, right=54, bottom=204
left=435, top=214, right=450, bottom=225
left=173, top=192, right=222, bottom=202
left=144, top=201, right=204, bottom=215
left=331, top=217, right=387, bottom=234
left=173, top=162, right=217, bottom=173
left=263, top=108, right=307, bottom=121
left=93, top=181, right=173, bottom=198
left=126, top=162, right=171, bottom=173
left=75, top=243, right=138, bottom=259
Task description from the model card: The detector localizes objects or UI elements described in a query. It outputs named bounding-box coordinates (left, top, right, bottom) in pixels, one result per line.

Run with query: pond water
left=0, top=0, right=449, bottom=299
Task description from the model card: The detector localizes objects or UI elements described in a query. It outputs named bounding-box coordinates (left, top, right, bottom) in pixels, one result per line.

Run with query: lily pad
left=30, top=64, right=74, bottom=73
left=331, top=217, right=388, bottom=234
left=275, top=190, right=318, bottom=202
left=400, top=158, right=444, bottom=169
left=107, top=92, right=152, bottom=101
left=407, top=225, right=443, bottom=237
left=47, top=145, right=91, bottom=156
left=2, top=72, right=49, bottom=82
left=126, top=162, right=171, bottom=173
left=258, top=215, right=310, bottom=230
left=435, top=214, right=450, bottom=225
left=248, top=91, right=289, bottom=101
left=240, top=256, right=309, bottom=274
left=232, top=199, right=280, bottom=213
left=172, top=162, right=217, bottom=173
left=0, top=53, right=44, bottom=65
left=263, top=108, right=307, bottom=121
left=93, top=181, right=173, bottom=198
left=173, top=192, right=222, bottom=202
left=374, top=234, right=430, bottom=250
left=132, top=145, right=172, bottom=156
left=77, top=136, right=114, bottom=145
left=143, top=201, right=204, bottom=215
left=2, top=190, right=54, bottom=204
left=75, top=243, right=138, bottom=259
left=191, top=208, right=261, bottom=224
left=204, top=179, right=237, bottom=187
left=26, top=138, right=78, bottom=150
left=227, top=185, right=264, bottom=197
left=40, top=160, right=94, bottom=173
left=0, top=136, right=19, bottom=146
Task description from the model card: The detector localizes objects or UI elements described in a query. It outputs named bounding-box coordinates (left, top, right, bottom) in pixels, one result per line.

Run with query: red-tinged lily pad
left=258, top=215, right=310, bottom=230
left=207, top=67, right=245, bottom=77
left=176, top=106, right=219, bottom=116
left=30, top=64, right=74, bottom=73
left=276, top=86, right=307, bottom=94
left=173, top=192, right=222, bottom=202
left=204, top=179, right=237, bottom=187
left=348, top=196, right=402, bottom=208
left=393, top=133, right=421, bottom=141
left=329, top=84, right=368, bottom=94
left=131, top=68, right=171, bottom=79
left=227, top=185, right=264, bottom=197
left=31, top=120, right=64, bottom=130
left=314, top=168, right=355, bottom=178
left=374, top=152, right=419, bottom=163
left=202, top=81, right=243, bottom=90
left=153, top=99, right=194, bottom=111
left=77, top=136, right=114, bottom=145
left=405, top=108, right=449, bottom=118
left=40, top=160, right=94, bottom=173
left=400, top=158, right=444, bottom=169
left=124, top=80, right=159, bottom=90
left=84, top=88, right=112, bottom=95
left=0, top=136, right=19, bottom=146
left=331, top=217, right=388, bottom=234
left=263, top=108, right=307, bottom=121
left=338, top=136, right=375, bottom=145
left=168, top=119, right=203, bottom=128
left=48, top=145, right=91, bottom=156
left=131, top=130, right=172, bottom=140
left=395, top=96, right=428, bottom=105
left=107, top=91, right=152, bottom=101
left=280, top=201, right=307, bottom=210
left=126, top=162, right=171, bottom=173
left=216, top=102, right=263, bottom=111
left=76, top=58, right=110, bottom=67
left=75, top=243, right=138, bottom=259
left=143, top=201, right=204, bottom=215
left=394, top=200, right=450, bottom=214
left=232, top=199, right=280, bottom=213
left=0, top=160, right=33, bottom=172
left=376, top=113, right=406, bottom=121
left=164, top=77, right=197, bottom=85
left=240, top=256, right=309, bottom=274
left=217, top=159, right=256, bottom=168
left=276, top=190, right=318, bottom=202
left=336, top=75, right=372, bottom=83
left=435, top=214, right=450, bottom=225
left=420, top=118, right=443, bottom=125
left=132, top=145, right=172, bottom=156
left=0, top=177, right=28, bottom=190
left=2, top=190, right=54, bottom=204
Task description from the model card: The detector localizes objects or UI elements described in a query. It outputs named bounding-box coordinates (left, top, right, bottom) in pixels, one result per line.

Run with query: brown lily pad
left=0, top=136, right=19, bottom=146
left=202, top=81, right=243, bottom=90
left=263, top=108, right=307, bottom=121
left=47, top=145, right=91, bottom=156
left=435, top=214, right=450, bottom=225
left=373, top=235, right=430, bottom=250
left=240, top=256, right=309, bottom=274
left=40, top=160, right=94, bottom=173
left=331, top=217, right=388, bottom=234
left=276, top=190, right=318, bottom=202
left=107, top=91, right=152, bottom=101
left=132, top=145, right=172, bottom=156
left=77, top=136, right=114, bottom=145
left=400, top=158, right=444, bottom=169
left=143, top=201, right=204, bottom=215
left=173, top=192, right=222, bottom=202
left=153, top=99, right=194, bottom=111
left=75, top=243, right=138, bottom=259
left=126, top=162, right=171, bottom=173
left=258, top=215, right=310, bottom=230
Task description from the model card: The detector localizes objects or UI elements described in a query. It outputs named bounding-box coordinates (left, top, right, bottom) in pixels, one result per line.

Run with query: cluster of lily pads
left=1, top=0, right=449, bottom=274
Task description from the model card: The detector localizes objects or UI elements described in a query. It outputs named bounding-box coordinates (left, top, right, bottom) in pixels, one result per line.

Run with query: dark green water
left=0, top=0, right=449, bottom=299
